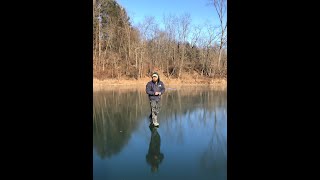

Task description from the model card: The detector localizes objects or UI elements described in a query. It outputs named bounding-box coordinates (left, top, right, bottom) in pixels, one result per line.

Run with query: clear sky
left=116, top=0, right=221, bottom=29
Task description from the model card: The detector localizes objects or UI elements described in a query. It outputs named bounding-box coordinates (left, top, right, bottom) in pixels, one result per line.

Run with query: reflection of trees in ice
left=93, top=90, right=150, bottom=159
left=200, top=106, right=227, bottom=171
left=93, top=88, right=227, bottom=159
left=159, top=89, right=227, bottom=146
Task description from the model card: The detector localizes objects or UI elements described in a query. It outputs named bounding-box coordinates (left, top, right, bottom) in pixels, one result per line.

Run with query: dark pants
left=149, top=100, right=161, bottom=124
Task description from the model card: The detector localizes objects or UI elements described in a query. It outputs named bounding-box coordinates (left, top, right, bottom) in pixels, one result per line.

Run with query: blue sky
left=117, top=0, right=221, bottom=28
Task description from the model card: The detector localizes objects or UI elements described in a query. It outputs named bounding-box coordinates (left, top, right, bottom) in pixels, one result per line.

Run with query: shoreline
left=93, top=77, right=227, bottom=91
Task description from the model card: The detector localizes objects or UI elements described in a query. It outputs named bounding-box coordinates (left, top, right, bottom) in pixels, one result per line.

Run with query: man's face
left=152, top=76, right=158, bottom=82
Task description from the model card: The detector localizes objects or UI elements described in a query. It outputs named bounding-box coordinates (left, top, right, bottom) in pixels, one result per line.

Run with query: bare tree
left=177, top=13, right=191, bottom=79
left=211, top=0, right=227, bottom=72
left=190, top=25, right=203, bottom=48
left=163, top=14, right=178, bottom=78
left=119, top=8, right=131, bottom=75
left=135, top=16, right=157, bottom=78
left=204, top=23, right=219, bottom=76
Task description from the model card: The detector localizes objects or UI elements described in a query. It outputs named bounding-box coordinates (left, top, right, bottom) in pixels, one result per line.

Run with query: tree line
left=93, top=0, right=227, bottom=80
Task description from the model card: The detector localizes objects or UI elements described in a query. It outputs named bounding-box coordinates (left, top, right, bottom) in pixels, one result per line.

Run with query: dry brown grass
left=93, top=74, right=227, bottom=91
